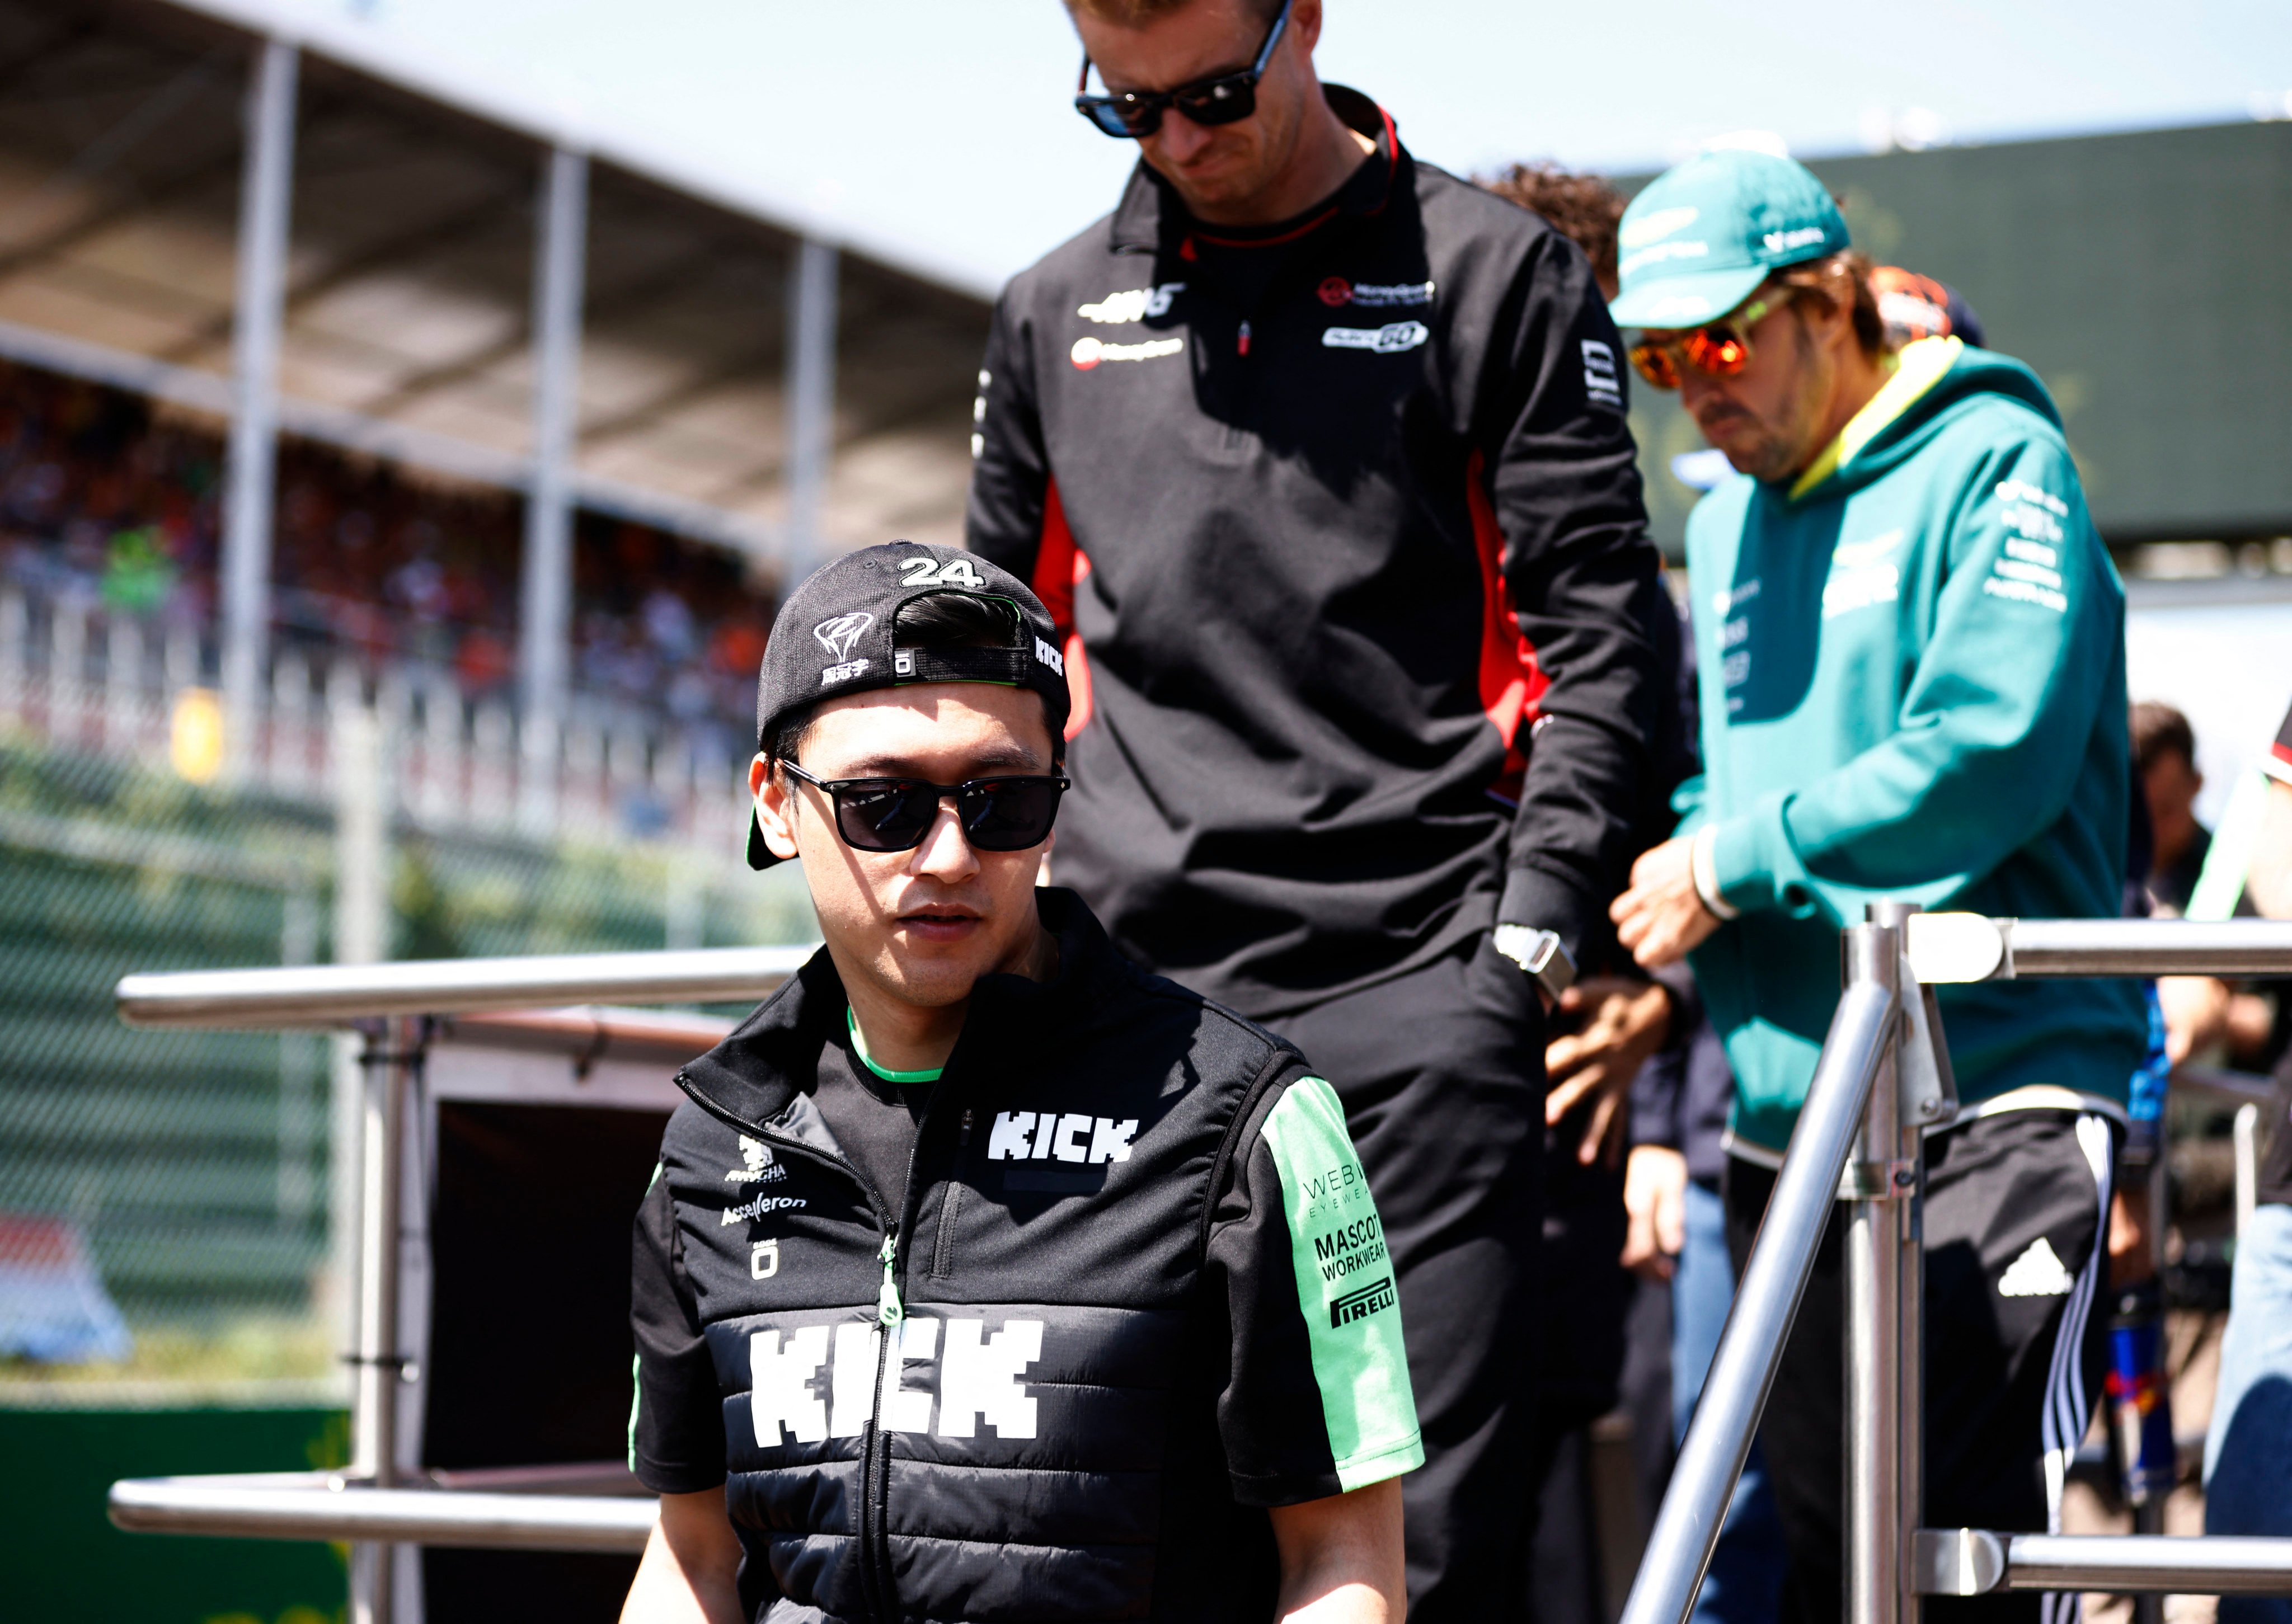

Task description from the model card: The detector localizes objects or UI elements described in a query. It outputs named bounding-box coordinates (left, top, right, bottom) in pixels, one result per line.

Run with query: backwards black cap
left=746, top=540, right=1072, bottom=869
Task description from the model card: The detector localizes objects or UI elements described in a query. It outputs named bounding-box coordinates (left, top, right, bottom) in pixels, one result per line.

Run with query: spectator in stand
left=0, top=356, right=778, bottom=744
left=2200, top=698, right=2292, bottom=1624
left=1606, top=149, right=2145, bottom=1624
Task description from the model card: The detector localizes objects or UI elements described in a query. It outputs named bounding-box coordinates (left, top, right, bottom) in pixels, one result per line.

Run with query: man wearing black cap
left=623, top=540, right=1422, bottom=1623
left=967, top=3, right=1671, bottom=1611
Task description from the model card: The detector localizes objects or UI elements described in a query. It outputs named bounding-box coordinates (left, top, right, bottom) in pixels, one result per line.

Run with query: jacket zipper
left=674, top=1069, right=913, bottom=1624
left=865, top=1078, right=950, bottom=1621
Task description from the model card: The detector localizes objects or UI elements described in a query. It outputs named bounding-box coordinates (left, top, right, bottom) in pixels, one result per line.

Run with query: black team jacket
left=630, top=890, right=1423, bottom=1622
left=966, top=86, right=1670, bottom=1016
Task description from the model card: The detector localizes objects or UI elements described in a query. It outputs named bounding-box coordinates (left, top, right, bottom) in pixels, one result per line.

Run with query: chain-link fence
left=0, top=735, right=809, bottom=1392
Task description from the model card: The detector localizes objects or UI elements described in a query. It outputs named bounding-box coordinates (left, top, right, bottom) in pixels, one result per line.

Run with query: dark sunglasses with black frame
left=1074, top=0, right=1293, bottom=139
left=778, top=759, right=1070, bottom=855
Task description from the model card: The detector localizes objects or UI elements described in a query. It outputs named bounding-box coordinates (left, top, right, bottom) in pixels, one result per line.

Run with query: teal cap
left=1608, top=149, right=1849, bottom=330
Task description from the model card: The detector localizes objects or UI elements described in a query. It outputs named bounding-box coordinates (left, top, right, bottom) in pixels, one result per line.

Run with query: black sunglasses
left=779, top=760, right=1069, bottom=854
left=1074, top=0, right=1292, bottom=139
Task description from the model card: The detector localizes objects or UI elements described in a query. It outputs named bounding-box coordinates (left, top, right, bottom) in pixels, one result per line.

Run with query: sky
left=230, top=0, right=2292, bottom=298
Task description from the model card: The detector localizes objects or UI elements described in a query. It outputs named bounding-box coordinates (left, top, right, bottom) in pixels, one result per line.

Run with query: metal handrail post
left=1618, top=929, right=1900, bottom=1624
left=349, top=1016, right=421, bottom=1624
left=1845, top=924, right=1907, bottom=1624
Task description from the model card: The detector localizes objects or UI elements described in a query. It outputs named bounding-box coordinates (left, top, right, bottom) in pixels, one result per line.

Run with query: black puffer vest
left=656, top=890, right=1313, bottom=1622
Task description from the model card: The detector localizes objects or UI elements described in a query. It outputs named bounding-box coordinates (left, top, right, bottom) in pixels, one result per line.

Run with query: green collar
left=846, top=1008, right=945, bottom=1085
left=1788, top=336, right=1961, bottom=500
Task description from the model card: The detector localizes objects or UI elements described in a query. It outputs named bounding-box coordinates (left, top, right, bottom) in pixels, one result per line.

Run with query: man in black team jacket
left=966, top=0, right=1669, bottom=1609
left=623, top=542, right=1422, bottom=1623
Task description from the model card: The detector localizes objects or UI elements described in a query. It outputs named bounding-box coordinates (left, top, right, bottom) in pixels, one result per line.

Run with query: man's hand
left=2107, top=1181, right=2155, bottom=1290
left=621, top=1488, right=744, bottom=1624
left=1269, top=1477, right=1405, bottom=1623
left=1612, top=836, right=1722, bottom=969
left=1545, top=977, right=1672, bottom=1166
left=1621, top=1145, right=1689, bottom=1282
left=2158, top=974, right=2232, bottom=1066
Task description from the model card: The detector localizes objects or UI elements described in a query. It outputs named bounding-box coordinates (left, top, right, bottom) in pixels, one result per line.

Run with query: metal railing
left=106, top=919, right=2292, bottom=1621
left=1621, top=912, right=2292, bottom=1624
left=104, top=945, right=811, bottom=1624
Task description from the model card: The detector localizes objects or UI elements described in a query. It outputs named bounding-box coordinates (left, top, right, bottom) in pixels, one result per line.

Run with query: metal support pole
left=517, top=146, right=588, bottom=837
left=1847, top=913, right=1915, bottom=1624
left=1619, top=939, right=1900, bottom=1624
left=219, top=38, right=297, bottom=780
left=349, top=1015, right=421, bottom=1624
left=1900, top=1155, right=1927, bottom=1624
left=783, top=237, right=839, bottom=575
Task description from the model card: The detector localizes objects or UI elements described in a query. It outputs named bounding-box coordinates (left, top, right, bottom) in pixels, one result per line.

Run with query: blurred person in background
left=2144, top=700, right=2283, bottom=1070
left=2135, top=701, right=2212, bottom=915
left=1605, top=148, right=2145, bottom=1624
left=1870, top=264, right=1987, bottom=350
left=2200, top=698, right=2292, bottom=1624
left=1481, top=157, right=1689, bottom=1621
left=966, top=2, right=1675, bottom=1613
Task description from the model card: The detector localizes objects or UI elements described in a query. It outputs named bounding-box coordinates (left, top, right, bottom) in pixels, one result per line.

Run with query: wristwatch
left=1493, top=924, right=1577, bottom=1004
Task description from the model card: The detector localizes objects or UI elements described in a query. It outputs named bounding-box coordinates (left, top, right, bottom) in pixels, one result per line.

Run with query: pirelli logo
left=1330, top=1275, right=1397, bottom=1329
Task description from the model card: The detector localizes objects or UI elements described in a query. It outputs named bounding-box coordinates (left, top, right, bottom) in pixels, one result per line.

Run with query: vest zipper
left=1237, top=319, right=1251, bottom=357
left=673, top=1062, right=965, bottom=1624
left=672, top=1068, right=906, bottom=1623
left=864, top=1079, right=950, bottom=1621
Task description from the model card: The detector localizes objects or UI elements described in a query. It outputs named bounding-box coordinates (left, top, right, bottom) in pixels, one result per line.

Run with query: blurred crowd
left=0, top=360, right=774, bottom=740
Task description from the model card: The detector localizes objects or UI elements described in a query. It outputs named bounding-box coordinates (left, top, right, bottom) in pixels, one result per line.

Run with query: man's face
left=1671, top=291, right=1838, bottom=484
left=2143, top=750, right=2204, bottom=847
left=1073, top=0, right=1317, bottom=218
left=750, top=684, right=1056, bottom=1012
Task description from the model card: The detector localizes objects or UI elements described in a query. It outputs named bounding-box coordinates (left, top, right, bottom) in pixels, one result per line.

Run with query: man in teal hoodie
left=1607, top=149, right=2145, bottom=1624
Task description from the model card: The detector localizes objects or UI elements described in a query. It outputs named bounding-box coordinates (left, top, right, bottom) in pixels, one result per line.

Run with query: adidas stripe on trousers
left=1724, top=1108, right=2119, bottom=1624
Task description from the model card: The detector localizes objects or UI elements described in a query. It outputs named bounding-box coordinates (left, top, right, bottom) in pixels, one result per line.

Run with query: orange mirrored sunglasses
left=1627, top=287, right=1796, bottom=390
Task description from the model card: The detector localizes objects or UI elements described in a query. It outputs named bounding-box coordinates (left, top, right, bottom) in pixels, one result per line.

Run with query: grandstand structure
left=0, top=0, right=993, bottom=855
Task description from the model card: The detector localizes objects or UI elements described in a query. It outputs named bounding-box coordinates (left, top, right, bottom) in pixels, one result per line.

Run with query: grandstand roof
left=0, top=0, right=989, bottom=562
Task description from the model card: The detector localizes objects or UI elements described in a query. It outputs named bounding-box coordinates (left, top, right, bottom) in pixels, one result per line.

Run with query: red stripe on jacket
left=1465, top=449, right=1546, bottom=800
left=1032, top=477, right=1095, bottom=740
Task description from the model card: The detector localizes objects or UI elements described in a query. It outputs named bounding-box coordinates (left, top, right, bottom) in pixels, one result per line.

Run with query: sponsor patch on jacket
left=1321, top=321, right=1429, bottom=355
left=1823, top=530, right=1904, bottom=621
left=726, top=1136, right=787, bottom=1185
left=721, top=1193, right=807, bottom=1227
left=1072, top=335, right=1184, bottom=370
left=1983, top=479, right=2070, bottom=613
left=1077, top=283, right=1183, bottom=324
left=1581, top=339, right=1623, bottom=409
left=1312, top=1214, right=1388, bottom=1283
left=1330, top=1275, right=1397, bottom=1328
left=1317, top=277, right=1434, bottom=309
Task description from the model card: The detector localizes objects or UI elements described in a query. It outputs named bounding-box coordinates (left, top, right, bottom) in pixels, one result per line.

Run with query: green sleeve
left=1671, top=771, right=1709, bottom=837
left=1211, top=1075, right=1422, bottom=1503
left=1709, top=439, right=2118, bottom=920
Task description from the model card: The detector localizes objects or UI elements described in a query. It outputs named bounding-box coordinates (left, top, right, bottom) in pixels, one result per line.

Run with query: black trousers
left=1274, top=933, right=1548, bottom=1623
left=1724, top=1109, right=2118, bottom=1624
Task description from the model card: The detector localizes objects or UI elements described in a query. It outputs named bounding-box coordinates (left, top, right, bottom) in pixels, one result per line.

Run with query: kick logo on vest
left=985, top=1110, right=1137, bottom=1165
left=749, top=1317, right=1045, bottom=1445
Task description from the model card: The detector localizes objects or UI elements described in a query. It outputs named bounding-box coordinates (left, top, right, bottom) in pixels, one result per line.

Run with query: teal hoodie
left=1678, top=337, right=2145, bottom=1157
